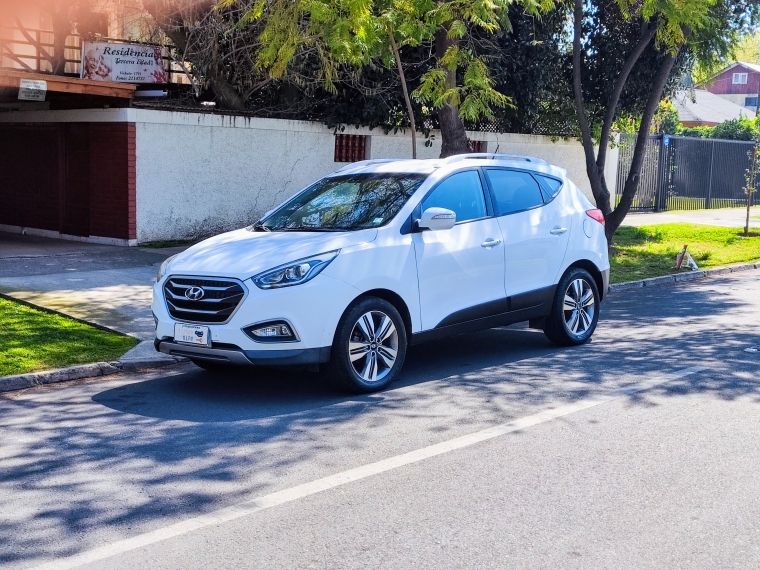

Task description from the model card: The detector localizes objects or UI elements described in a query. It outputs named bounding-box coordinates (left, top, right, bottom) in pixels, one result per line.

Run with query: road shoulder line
left=28, top=365, right=707, bottom=570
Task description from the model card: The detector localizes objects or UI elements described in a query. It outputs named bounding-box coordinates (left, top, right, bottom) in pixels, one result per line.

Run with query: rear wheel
left=328, top=297, right=407, bottom=393
left=543, top=267, right=600, bottom=346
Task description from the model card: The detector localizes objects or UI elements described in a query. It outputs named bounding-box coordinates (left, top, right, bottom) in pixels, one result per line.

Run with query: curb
left=609, top=261, right=760, bottom=293
left=0, top=356, right=184, bottom=394
left=3, top=260, right=759, bottom=393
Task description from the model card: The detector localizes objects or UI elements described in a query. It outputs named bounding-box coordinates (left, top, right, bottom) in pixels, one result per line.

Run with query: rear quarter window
left=534, top=174, right=563, bottom=202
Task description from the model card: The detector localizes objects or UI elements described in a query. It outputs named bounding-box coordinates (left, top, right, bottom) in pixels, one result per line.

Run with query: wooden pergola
left=0, top=69, right=135, bottom=109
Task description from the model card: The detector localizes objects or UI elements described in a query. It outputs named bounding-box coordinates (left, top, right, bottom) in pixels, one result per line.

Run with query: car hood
left=165, top=228, right=378, bottom=280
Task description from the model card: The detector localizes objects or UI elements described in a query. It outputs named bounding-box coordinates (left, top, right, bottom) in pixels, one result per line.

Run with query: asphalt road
left=2, top=271, right=760, bottom=569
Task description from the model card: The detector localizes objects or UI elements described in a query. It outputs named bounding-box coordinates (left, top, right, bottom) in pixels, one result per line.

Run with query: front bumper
left=153, top=272, right=361, bottom=365
left=155, top=338, right=331, bottom=366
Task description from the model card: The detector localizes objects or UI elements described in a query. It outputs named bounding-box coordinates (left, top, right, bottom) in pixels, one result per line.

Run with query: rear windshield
left=257, top=173, right=427, bottom=232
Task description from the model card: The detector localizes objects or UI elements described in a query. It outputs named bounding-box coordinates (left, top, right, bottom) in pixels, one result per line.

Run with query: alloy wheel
left=348, top=310, right=398, bottom=383
left=562, top=278, right=596, bottom=336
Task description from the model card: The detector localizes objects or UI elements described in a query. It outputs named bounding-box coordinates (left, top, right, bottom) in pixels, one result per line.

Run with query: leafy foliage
left=238, top=0, right=555, bottom=137
left=652, top=100, right=680, bottom=134
left=679, top=117, right=759, bottom=140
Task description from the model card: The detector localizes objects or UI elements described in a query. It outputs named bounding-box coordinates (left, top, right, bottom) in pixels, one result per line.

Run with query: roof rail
left=441, top=153, right=549, bottom=166
left=335, top=158, right=406, bottom=172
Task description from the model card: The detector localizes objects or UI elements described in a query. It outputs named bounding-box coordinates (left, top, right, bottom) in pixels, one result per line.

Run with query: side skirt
left=410, top=285, right=556, bottom=346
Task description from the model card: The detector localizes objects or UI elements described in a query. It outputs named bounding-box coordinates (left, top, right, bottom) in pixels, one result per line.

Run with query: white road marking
left=29, top=365, right=707, bottom=570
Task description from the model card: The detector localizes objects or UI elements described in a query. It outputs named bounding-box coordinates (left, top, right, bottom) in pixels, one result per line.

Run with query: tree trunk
left=572, top=0, right=659, bottom=227
left=571, top=0, right=608, bottom=213
left=50, top=7, right=70, bottom=75
left=435, top=27, right=470, bottom=158
left=389, top=30, right=417, bottom=159
left=605, top=51, right=680, bottom=241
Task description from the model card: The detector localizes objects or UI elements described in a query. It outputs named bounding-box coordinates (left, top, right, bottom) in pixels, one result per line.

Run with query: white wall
left=132, top=110, right=616, bottom=242
left=0, top=108, right=616, bottom=243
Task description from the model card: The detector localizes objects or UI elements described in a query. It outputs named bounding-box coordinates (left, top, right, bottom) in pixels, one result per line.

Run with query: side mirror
left=418, top=207, right=457, bottom=231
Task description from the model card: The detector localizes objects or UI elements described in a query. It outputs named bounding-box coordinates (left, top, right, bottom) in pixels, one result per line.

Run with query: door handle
left=550, top=227, right=568, bottom=235
left=481, top=238, right=502, bottom=248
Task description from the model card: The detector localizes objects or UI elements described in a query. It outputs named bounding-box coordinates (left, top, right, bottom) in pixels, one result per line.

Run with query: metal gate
left=615, top=134, right=756, bottom=211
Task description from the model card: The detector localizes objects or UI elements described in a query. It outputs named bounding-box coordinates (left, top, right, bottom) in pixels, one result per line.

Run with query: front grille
left=164, top=277, right=246, bottom=324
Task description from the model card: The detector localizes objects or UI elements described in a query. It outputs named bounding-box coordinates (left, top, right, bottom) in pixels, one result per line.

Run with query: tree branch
left=13, top=15, right=53, bottom=64
left=596, top=22, right=657, bottom=170
left=572, top=0, right=606, bottom=209
left=389, top=29, right=417, bottom=159
left=606, top=48, right=682, bottom=237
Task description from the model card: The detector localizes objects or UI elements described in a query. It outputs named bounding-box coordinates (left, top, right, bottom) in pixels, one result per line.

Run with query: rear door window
left=484, top=169, right=544, bottom=216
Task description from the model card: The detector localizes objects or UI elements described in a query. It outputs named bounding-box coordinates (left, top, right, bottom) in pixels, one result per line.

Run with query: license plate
left=174, top=323, right=210, bottom=346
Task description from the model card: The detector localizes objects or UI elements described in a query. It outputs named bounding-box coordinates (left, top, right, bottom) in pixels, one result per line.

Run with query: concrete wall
left=131, top=110, right=616, bottom=243
left=0, top=108, right=617, bottom=244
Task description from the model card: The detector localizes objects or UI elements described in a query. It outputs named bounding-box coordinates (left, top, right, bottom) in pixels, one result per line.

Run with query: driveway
left=0, top=232, right=186, bottom=363
left=1, top=270, right=758, bottom=569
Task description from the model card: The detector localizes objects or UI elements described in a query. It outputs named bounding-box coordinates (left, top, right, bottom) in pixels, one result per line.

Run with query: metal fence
left=615, top=134, right=756, bottom=211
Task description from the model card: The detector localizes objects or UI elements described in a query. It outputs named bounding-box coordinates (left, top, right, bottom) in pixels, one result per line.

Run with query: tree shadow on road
left=1, top=275, right=759, bottom=568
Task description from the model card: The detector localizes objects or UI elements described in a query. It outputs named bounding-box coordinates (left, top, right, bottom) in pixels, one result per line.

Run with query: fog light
left=253, top=324, right=291, bottom=338
left=243, top=321, right=298, bottom=342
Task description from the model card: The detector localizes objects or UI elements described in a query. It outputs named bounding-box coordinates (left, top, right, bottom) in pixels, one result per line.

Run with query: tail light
left=586, top=209, right=605, bottom=225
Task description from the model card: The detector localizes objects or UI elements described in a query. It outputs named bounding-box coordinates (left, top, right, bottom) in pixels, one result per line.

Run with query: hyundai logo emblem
left=185, top=286, right=205, bottom=300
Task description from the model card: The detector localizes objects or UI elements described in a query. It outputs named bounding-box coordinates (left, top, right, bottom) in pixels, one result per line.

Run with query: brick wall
left=88, top=123, right=136, bottom=240
left=0, top=122, right=135, bottom=240
left=0, top=124, right=62, bottom=232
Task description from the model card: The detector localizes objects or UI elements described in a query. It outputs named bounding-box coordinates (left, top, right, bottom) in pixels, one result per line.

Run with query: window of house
left=745, top=97, right=758, bottom=108
left=733, top=72, right=748, bottom=85
left=334, top=134, right=369, bottom=162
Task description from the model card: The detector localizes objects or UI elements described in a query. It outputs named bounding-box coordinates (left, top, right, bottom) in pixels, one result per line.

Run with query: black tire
left=190, top=359, right=232, bottom=372
left=543, top=267, right=600, bottom=346
left=327, top=297, right=408, bottom=393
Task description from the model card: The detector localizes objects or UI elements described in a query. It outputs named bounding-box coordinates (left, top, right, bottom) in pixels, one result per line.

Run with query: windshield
left=256, top=173, right=427, bottom=231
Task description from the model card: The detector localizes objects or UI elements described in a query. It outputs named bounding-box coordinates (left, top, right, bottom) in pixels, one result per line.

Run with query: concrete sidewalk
left=623, top=206, right=760, bottom=228
left=0, top=232, right=187, bottom=364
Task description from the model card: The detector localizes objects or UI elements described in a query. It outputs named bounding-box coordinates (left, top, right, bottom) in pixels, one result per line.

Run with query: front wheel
left=543, top=267, right=600, bottom=346
left=328, top=297, right=408, bottom=393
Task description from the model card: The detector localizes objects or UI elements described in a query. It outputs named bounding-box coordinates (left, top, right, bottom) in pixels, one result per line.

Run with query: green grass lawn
left=611, top=223, right=760, bottom=283
left=0, top=297, right=138, bottom=377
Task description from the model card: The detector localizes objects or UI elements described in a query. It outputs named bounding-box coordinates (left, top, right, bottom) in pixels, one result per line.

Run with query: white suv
left=153, top=154, right=609, bottom=393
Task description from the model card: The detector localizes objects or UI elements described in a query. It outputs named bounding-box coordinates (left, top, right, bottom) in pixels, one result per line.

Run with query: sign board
left=18, top=79, right=47, bottom=101
left=663, top=135, right=670, bottom=146
left=80, top=41, right=167, bottom=84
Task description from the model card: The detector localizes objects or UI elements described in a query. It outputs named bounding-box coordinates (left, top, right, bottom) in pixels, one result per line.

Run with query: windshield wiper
left=274, top=225, right=345, bottom=232
left=250, top=222, right=271, bottom=232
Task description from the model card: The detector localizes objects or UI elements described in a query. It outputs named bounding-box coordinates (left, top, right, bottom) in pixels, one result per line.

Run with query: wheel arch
left=336, top=289, right=414, bottom=346
left=565, top=259, right=606, bottom=301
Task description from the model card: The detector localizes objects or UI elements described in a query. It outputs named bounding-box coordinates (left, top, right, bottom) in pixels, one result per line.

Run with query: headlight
left=157, top=254, right=178, bottom=282
left=251, top=250, right=339, bottom=289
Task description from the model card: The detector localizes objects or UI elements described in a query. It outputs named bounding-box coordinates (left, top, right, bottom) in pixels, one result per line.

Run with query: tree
left=245, top=0, right=553, bottom=158
left=141, top=0, right=280, bottom=111
left=744, top=134, right=759, bottom=236
left=571, top=0, right=752, bottom=242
